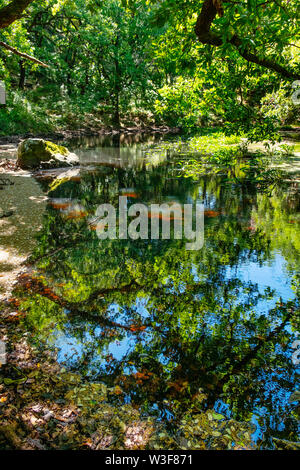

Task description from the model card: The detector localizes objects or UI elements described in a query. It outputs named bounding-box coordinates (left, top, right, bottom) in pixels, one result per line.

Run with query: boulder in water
left=17, top=139, right=79, bottom=169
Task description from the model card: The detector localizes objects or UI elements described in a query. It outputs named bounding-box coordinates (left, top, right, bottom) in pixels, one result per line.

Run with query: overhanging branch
left=195, top=0, right=300, bottom=80
left=0, top=41, right=49, bottom=67
left=0, top=0, right=34, bottom=29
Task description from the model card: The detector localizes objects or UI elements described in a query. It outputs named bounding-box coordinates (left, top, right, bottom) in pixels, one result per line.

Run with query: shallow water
left=13, top=135, right=300, bottom=448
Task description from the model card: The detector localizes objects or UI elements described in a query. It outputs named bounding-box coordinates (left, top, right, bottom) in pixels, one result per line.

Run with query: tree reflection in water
left=15, top=147, right=300, bottom=448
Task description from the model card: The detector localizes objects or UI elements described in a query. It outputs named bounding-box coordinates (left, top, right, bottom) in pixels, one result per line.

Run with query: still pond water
left=15, top=134, right=300, bottom=448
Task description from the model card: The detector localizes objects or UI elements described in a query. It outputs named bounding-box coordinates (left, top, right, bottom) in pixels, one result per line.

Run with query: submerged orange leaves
left=204, top=210, right=221, bottom=218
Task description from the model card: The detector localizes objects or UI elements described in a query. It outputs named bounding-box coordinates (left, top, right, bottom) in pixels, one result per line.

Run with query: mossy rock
left=17, top=139, right=79, bottom=169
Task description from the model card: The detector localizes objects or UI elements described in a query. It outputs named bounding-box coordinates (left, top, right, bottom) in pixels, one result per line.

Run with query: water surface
left=16, top=135, right=300, bottom=448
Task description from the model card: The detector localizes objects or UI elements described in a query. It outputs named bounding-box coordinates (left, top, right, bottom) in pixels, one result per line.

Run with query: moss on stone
left=17, top=139, right=77, bottom=169
left=45, top=141, right=69, bottom=156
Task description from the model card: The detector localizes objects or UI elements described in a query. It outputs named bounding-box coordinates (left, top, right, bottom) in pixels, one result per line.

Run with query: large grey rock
left=17, top=139, right=79, bottom=169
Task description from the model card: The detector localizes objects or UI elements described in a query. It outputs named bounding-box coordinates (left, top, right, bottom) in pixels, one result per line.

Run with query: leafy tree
left=152, top=0, right=300, bottom=79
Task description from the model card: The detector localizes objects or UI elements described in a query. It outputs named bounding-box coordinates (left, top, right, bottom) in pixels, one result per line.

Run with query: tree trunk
left=112, top=36, right=121, bottom=128
left=0, top=0, right=34, bottom=30
left=112, top=92, right=120, bottom=128
left=19, top=60, right=26, bottom=89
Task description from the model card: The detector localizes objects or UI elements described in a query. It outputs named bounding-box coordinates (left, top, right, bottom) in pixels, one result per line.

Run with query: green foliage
left=261, top=84, right=300, bottom=125
left=0, top=0, right=299, bottom=136
left=0, top=90, right=54, bottom=134
left=154, top=77, right=205, bottom=131
left=0, top=0, right=161, bottom=131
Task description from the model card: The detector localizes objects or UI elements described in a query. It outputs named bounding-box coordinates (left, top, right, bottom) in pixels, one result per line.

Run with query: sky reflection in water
left=21, top=136, right=299, bottom=447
